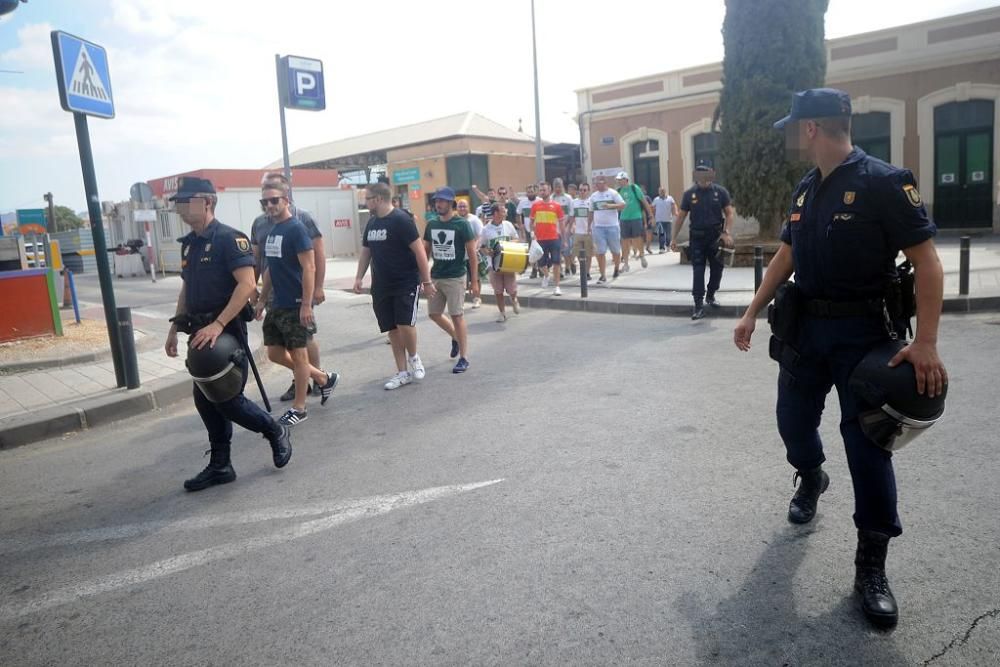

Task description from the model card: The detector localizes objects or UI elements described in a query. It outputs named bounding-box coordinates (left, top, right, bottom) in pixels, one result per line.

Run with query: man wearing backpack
left=615, top=172, right=654, bottom=272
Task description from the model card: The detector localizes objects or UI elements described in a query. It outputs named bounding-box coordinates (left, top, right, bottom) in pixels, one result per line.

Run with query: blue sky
left=1, top=0, right=997, bottom=214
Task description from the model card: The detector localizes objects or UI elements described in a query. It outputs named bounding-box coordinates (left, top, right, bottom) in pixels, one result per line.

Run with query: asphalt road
left=2, top=297, right=998, bottom=666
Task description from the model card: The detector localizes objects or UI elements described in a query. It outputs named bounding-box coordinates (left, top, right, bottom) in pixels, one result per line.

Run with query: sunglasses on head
left=260, top=196, right=285, bottom=206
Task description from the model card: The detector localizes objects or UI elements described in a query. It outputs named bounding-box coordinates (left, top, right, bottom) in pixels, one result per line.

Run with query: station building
left=576, top=6, right=1000, bottom=232
left=271, top=112, right=542, bottom=230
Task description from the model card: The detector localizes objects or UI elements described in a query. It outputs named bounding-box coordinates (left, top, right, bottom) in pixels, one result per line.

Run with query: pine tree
left=718, top=0, right=829, bottom=239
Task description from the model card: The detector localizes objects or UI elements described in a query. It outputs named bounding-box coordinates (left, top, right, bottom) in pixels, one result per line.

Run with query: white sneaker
left=541, top=275, right=550, bottom=288
left=408, top=355, right=425, bottom=381
left=495, top=313, right=507, bottom=323
left=472, top=297, right=482, bottom=309
left=384, top=371, right=412, bottom=390
left=512, top=298, right=520, bottom=314
left=553, top=286, right=562, bottom=296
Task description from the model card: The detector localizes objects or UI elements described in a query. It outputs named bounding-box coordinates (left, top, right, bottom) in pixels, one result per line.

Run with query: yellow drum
left=493, top=241, right=529, bottom=274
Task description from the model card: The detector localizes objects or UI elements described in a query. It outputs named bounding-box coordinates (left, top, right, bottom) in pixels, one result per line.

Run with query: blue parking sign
left=51, top=31, right=115, bottom=119
left=281, top=55, right=325, bottom=111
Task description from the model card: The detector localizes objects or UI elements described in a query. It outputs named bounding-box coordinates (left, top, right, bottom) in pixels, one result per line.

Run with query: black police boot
left=854, top=529, right=898, bottom=628
left=706, top=293, right=721, bottom=308
left=266, top=424, right=292, bottom=468
left=184, top=448, right=236, bottom=492
left=788, top=465, right=830, bottom=524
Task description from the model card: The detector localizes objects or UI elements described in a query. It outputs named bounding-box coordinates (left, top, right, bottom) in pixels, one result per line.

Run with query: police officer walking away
left=165, top=177, right=292, bottom=492
left=670, top=165, right=735, bottom=319
left=733, top=89, right=948, bottom=628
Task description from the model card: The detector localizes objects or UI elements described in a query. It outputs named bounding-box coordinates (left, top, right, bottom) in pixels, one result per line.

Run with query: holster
left=767, top=281, right=801, bottom=342
left=767, top=281, right=802, bottom=367
left=886, top=260, right=916, bottom=332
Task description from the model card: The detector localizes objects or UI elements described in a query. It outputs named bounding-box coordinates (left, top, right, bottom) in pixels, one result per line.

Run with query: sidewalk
left=2, top=234, right=998, bottom=450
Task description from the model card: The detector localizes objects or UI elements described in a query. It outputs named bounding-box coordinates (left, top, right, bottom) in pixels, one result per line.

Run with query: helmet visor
left=859, top=405, right=939, bottom=452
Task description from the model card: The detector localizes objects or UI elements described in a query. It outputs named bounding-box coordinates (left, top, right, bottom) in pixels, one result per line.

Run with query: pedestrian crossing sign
left=51, top=31, right=115, bottom=119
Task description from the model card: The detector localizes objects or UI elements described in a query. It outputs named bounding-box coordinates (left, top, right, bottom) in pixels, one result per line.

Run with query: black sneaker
left=278, top=408, right=308, bottom=426
left=596, top=276, right=607, bottom=285
left=279, top=382, right=296, bottom=402
left=184, top=463, right=236, bottom=492
left=691, top=306, right=706, bottom=320
left=267, top=424, right=292, bottom=468
left=319, top=371, right=340, bottom=406
left=310, top=383, right=322, bottom=397
left=450, top=338, right=460, bottom=359
left=452, top=357, right=470, bottom=374
left=706, top=296, right=721, bottom=308
left=612, top=268, right=620, bottom=279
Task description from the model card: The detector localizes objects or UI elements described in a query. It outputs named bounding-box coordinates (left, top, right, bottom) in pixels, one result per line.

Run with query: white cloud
left=0, top=22, right=55, bottom=72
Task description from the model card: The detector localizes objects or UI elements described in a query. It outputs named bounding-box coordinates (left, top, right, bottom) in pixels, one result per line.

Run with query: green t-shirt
left=424, top=216, right=474, bottom=279
left=619, top=184, right=645, bottom=221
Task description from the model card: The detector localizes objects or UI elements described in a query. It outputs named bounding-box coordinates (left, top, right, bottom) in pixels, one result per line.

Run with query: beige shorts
left=571, top=234, right=594, bottom=256
left=428, top=276, right=466, bottom=316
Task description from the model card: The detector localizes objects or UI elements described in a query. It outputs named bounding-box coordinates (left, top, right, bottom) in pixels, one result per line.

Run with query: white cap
left=615, top=171, right=629, bottom=180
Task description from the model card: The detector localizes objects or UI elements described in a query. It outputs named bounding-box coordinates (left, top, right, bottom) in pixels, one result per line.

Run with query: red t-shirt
left=530, top=200, right=563, bottom=241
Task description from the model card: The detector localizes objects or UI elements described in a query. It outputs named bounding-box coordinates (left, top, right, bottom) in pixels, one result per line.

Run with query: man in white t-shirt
left=516, top=183, right=540, bottom=279
left=550, top=178, right=575, bottom=276
left=479, top=203, right=523, bottom=322
left=652, top=186, right=679, bottom=254
left=587, top=175, right=626, bottom=285
left=456, top=199, right=484, bottom=308
left=570, top=182, right=594, bottom=281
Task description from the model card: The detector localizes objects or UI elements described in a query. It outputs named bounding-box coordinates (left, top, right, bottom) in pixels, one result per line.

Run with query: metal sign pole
left=275, top=54, right=293, bottom=199
left=74, top=112, right=125, bottom=387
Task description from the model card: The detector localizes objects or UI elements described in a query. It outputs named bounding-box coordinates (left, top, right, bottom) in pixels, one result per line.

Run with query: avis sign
left=280, top=55, right=325, bottom=111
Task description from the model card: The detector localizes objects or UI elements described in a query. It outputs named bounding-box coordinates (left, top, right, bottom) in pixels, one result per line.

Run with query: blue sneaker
left=452, top=357, right=470, bottom=374
left=450, top=338, right=460, bottom=358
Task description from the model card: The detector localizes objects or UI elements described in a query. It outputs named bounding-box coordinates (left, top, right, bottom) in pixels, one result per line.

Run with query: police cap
left=773, top=88, right=852, bottom=130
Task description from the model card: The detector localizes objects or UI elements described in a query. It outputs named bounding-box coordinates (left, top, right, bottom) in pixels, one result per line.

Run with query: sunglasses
left=260, top=196, right=285, bottom=206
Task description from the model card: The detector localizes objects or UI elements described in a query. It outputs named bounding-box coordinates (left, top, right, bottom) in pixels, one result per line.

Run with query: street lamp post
left=530, top=0, right=544, bottom=183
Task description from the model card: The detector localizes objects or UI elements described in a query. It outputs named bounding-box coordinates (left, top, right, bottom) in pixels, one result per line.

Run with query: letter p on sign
left=282, top=55, right=325, bottom=111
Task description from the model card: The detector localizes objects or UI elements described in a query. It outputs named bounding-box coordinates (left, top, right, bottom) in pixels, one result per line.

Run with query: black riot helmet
left=849, top=340, right=946, bottom=451
left=186, top=332, right=246, bottom=403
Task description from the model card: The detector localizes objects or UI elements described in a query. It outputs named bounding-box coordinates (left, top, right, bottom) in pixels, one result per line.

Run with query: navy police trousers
left=776, top=315, right=902, bottom=537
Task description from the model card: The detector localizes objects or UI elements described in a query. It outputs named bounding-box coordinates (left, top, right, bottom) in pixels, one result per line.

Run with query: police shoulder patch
left=902, top=184, right=922, bottom=207
left=795, top=192, right=806, bottom=208
left=236, top=236, right=251, bottom=253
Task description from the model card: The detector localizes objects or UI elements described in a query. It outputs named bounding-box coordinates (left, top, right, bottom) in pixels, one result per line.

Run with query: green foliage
left=718, top=0, right=829, bottom=238
left=46, top=205, right=85, bottom=232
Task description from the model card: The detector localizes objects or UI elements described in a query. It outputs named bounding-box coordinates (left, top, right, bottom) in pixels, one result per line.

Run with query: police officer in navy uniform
left=733, top=89, right=948, bottom=628
left=164, top=177, right=292, bottom=492
left=670, top=164, right=736, bottom=319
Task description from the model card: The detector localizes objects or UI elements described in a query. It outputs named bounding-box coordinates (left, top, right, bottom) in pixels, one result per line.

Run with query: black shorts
left=372, top=286, right=420, bottom=332
left=620, top=218, right=644, bottom=239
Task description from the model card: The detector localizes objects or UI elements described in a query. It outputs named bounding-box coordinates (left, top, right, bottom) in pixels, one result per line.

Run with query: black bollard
left=754, top=245, right=763, bottom=293
left=579, top=249, right=588, bottom=298
left=959, top=236, right=970, bottom=296
left=117, top=307, right=141, bottom=389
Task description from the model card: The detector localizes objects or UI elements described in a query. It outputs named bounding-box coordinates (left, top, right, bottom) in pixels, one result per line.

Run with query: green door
left=933, top=101, right=994, bottom=228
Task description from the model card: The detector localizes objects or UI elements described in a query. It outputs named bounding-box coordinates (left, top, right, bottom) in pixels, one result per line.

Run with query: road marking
left=0, top=479, right=502, bottom=620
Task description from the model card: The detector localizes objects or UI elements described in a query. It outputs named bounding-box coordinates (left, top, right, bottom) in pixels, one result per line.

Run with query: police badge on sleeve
left=902, top=184, right=922, bottom=207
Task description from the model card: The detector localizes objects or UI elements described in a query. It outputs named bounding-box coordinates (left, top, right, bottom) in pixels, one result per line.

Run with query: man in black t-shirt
left=354, top=182, right=436, bottom=390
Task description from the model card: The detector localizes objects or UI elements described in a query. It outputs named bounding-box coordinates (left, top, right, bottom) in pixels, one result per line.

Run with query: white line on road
left=1, top=499, right=424, bottom=554
left=0, top=479, right=503, bottom=621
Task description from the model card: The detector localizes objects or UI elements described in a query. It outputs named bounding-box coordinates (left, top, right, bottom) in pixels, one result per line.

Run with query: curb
left=0, top=342, right=268, bottom=451
left=346, top=287, right=1000, bottom=317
